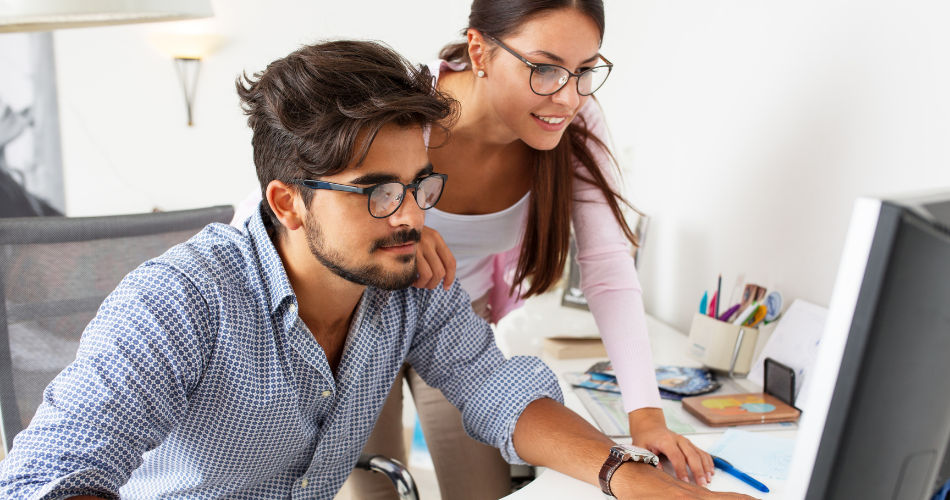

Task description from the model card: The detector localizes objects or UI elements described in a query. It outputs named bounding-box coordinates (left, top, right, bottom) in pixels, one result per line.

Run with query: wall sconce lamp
left=0, top=1, right=217, bottom=126
left=148, top=33, right=225, bottom=126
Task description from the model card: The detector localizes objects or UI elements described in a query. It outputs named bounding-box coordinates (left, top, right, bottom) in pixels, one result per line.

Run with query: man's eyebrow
left=415, top=163, right=434, bottom=179
left=346, top=163, right=434, bottom=186
left=528, top=51, right=600, bottom=67
left=347, top=172, right=401, bottom=186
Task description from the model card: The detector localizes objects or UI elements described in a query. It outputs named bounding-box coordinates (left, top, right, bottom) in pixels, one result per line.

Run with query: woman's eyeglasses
left=292, top=173, right=447, bottom=219
left=485, top=34, right=613, bottom=96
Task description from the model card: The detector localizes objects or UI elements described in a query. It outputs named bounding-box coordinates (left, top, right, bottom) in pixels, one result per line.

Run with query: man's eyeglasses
left=292, top=173, right=447, bottom=219
left=485, top=34, right=613, bottom=96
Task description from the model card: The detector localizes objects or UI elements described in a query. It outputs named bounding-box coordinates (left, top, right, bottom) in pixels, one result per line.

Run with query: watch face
left=618, top=444, right=652, bottom=455
left=615, top=444, right=660, bottom=466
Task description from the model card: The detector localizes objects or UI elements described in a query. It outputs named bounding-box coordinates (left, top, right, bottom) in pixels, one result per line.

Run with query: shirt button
left=322, top=390, right=332, bottom=397
left=288, top=304, right=297, bottom=315
left=301, top=478, right=309, bottom=488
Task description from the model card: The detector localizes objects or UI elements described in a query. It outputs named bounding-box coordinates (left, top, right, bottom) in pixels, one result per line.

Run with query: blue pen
left=699, top=291, right=708, bottom=315
left=712, top=456, right=769, bottom=493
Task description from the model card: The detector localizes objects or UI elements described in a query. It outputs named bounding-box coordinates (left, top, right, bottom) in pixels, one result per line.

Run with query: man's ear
left=266, top=180, right=304, bottom=232
left=467, top=29, right=489, bottom=76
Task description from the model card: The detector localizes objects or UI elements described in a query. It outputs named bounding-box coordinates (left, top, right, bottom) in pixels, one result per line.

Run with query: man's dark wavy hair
left=236, top=40, right=458, bottom=234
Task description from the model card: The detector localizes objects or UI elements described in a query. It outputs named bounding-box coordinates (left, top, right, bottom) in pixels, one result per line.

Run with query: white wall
left=598, top=0, right=950, bottom=331
left=53, top=0, right=472, bottom=216
left=51, top=0, right=950, bottom=332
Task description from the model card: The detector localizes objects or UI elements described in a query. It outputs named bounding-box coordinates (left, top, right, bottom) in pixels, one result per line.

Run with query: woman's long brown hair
left=440, top=0, right=639, bottom=299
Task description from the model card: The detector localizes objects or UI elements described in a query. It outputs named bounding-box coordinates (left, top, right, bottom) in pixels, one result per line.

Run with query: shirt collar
left=245, top=201, right=297, bottom=314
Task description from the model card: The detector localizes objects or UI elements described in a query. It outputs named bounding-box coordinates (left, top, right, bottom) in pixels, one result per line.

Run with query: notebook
left=681, top=392, right=800, bottom=427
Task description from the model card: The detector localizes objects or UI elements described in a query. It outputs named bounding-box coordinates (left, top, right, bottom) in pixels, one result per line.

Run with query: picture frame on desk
left=561, top=214, right=649, bottom=311
left=561, top=236, right=590, bottom=311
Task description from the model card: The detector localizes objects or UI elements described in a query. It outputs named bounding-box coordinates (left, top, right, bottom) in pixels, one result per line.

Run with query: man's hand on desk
left=629, top=407, right=715, bottom=486
left=513, top=398, right=755, bottom=500
left=610, top=465, right=754, bottom=500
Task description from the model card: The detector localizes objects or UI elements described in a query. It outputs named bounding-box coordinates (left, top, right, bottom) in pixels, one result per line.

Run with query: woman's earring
left=477, top=70, right=486, bottom=78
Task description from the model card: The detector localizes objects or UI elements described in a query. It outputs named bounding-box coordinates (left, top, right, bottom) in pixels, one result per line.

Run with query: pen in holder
left=686, top=313, right=760, bottom=377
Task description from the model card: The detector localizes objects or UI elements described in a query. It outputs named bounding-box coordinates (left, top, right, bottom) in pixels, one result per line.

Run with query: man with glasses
left=0, top=41, right=750, bottom=500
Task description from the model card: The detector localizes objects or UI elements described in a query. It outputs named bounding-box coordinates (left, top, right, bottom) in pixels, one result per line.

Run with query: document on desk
left=747, top=299, right=827, bottom=412
left=573, top=387, right=629, bottom=436
left=707, top=429, right=794, bottom=480
left=572, top=388, right=797, bottom=437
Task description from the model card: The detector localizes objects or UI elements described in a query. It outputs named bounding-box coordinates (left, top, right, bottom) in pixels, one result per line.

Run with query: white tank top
left=422, top=59, right=531, bottom=301
left=424, top=194, right=529, bottom=301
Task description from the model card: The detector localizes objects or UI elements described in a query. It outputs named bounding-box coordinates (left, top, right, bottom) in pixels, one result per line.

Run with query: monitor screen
left=787, top=193, right=950, bottom=500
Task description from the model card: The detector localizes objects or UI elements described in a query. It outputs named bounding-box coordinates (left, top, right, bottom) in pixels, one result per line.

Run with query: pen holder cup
left=686, top=313, right=760, bottom=376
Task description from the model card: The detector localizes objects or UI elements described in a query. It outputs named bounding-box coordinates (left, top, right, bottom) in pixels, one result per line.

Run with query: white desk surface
left=494, top=292, right=796, bottom=499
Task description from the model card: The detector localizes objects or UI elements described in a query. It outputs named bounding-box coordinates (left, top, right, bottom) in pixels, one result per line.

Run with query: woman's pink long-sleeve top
left=487, top=94, right=662, bottom=413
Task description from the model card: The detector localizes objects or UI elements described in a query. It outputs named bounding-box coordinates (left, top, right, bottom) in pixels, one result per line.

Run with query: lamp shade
left=0, top=0, right=213, bottom=33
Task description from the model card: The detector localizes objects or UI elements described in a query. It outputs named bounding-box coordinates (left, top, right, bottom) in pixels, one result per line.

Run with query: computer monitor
left=786, top=192, right=950, bottom=500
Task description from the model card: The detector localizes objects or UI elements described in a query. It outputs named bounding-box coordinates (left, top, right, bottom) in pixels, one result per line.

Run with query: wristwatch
left=599, top=444, right=659, bottom=498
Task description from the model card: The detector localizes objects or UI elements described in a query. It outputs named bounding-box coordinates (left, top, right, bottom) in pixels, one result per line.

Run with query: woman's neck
left=429, top=66, right=534, bottom=215
left=437, top=69, right=520, bottom=153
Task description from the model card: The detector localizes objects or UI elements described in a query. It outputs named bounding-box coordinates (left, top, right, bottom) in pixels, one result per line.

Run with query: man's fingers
left=620, top=456, right=755, bottom=499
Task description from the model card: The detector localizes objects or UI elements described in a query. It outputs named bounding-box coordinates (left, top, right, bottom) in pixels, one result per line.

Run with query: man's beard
left=304, top=215, right=420, bottom=291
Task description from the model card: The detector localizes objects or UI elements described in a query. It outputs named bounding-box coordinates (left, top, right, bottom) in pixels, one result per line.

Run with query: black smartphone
left=763, top=357, right=796, bottom=407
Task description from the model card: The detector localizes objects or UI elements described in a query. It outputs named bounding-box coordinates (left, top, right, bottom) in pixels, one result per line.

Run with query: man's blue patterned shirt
left=0, top=207, right=562, bottom=500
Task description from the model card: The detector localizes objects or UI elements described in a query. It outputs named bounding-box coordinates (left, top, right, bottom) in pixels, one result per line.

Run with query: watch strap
left=598, top=450, right=625, bottom=497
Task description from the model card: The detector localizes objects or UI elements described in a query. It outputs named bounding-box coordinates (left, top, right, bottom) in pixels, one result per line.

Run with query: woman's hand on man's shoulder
left=413, top=226, right=457, bottom=291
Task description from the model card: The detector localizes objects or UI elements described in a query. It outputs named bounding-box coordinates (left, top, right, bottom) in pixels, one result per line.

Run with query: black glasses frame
left=485, top=34, right=613, bottom=96
left=292, top=173, right=448, bottom=219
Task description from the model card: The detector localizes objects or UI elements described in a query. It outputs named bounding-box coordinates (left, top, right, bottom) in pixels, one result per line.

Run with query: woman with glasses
left=360, top=1, right=714, bottom=499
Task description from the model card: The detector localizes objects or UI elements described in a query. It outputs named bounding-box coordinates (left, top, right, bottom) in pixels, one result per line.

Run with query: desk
left=494, top=292, right=796, bottom=499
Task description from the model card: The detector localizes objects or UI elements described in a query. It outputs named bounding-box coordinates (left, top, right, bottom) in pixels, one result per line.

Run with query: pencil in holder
left=686, top=313, right=760, bottom=376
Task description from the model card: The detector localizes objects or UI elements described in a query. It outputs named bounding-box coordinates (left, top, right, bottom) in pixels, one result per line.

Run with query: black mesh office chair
left=0, top=206, right=419, bottom=500
left=0, top=206, right=235, bottom=452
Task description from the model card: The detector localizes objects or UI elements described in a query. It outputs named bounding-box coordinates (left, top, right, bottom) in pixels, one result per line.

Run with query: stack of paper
left=747, top=299, right=828, bottom=411
left=707, top=429, right=795, bottom=480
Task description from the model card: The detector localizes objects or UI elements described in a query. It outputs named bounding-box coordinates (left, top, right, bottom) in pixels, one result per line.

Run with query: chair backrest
left=0, top=206, right=234, bottom=452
